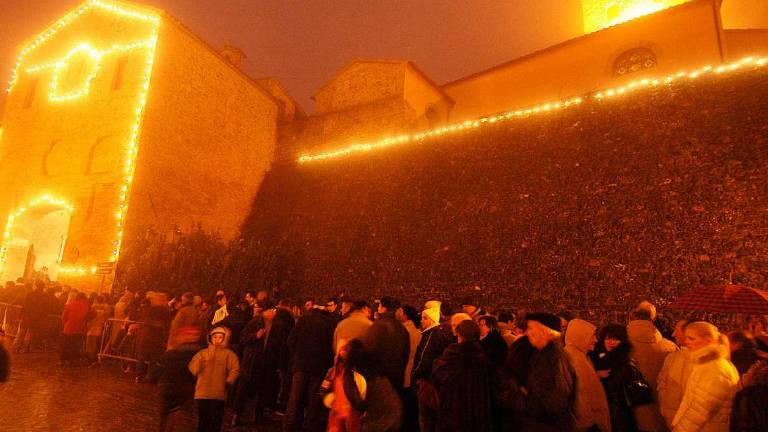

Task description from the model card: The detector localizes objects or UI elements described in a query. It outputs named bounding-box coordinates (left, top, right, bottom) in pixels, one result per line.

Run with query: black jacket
left=363, top=312, right=410, bottom=390
left=287, top=309, right=336, bottom=376
left=411, top=323, right=454, bottom=382
left=432, top=341, right=493, bottom=432
left=263, top=308, right=295, bottom=370
left=481, top=329, right=509, bottom=371
left=731, top=360, right=768, bottom=432
left=151, top=342, right=200, bottom=411
left=594, top=343, right=638, bottom=432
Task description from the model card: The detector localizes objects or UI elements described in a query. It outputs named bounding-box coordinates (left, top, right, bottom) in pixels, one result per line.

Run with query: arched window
left=613, top=47, right=657, bottom=76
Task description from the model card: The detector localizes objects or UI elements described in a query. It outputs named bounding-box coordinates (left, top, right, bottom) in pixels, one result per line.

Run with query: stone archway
left=1, top=198, right=73, bottom=282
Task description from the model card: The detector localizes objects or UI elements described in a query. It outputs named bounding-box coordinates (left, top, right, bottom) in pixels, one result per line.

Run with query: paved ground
left=0, top=352, right=281, bottom=432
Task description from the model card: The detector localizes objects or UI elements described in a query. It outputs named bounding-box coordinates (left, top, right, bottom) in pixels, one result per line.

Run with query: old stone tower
left=0, top=0, right=280, bottom=286
left=581, top=0, right=690, bottom=32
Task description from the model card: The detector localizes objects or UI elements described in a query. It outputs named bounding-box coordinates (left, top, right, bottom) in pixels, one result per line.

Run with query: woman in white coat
left=671, top=321, right=739, bottom=432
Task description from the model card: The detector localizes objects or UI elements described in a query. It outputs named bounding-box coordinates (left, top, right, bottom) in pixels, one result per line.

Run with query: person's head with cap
left=460, top=295, right=480, bottom=316
left=637, top=300, right=657, bottom=321
left=525, top=312, right=563, bottom=350
left=421, top=306, right=441, bottom=330
left=424, top=300, right=442, bottom=310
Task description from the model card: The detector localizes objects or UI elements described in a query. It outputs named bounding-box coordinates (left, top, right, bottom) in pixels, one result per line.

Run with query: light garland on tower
left=1, top=0, right=161, bottom=277
left=297, top=55, right=768, bottom=164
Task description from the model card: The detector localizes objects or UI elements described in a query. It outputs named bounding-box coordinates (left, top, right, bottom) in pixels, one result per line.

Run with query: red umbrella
left=670, top=284, right=768, bottom=314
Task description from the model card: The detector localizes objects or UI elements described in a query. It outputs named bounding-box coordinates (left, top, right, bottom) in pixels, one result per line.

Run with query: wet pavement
left=0, top=352, right=281, bottom=432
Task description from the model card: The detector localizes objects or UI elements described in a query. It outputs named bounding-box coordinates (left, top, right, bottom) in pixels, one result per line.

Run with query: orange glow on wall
left=582, top=0, right=690, bottom=33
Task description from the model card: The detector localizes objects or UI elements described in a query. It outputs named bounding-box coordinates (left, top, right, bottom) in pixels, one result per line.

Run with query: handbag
left=623, top=364, right=654, bottom=407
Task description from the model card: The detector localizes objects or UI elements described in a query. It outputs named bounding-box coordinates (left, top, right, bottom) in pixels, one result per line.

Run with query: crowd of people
left=1, top=278, right=768, bottom=432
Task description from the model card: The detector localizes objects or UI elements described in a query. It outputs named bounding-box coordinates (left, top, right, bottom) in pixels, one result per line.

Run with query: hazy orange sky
left=0, top=0, right=583, bottom=112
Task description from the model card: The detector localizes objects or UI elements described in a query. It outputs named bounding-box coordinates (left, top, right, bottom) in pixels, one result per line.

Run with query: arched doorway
left=1, top=197, right=73, bottom=282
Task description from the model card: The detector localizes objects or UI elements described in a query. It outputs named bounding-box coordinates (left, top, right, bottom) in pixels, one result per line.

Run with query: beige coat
left=671, top=345, right=739, bottom=432
left=565, top=319, right=612, bottom=432
left=189, top=326, right=240, bottom=401
left=402, top=320, right=422, bottom=388
left=627, top=320, right=678, bottom=432
left=334, top=311, right=372, bottom=354
left=657, top=348, right=693, bottom=428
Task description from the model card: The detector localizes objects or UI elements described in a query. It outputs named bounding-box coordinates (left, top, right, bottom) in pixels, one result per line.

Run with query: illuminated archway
left=0, top=196, right=73, bottom=282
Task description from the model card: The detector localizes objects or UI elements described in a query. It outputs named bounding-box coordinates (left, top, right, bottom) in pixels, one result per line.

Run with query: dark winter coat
left=238, top=315, right=266, bottom=381
left=363, top=312, right=410, bottom=390
left=151, top=342, right=200, bottom=413
left=263, top=308, right=294, bottom=371
left=731, top=348, right=760, bottom=377
left=287, top=309, right=336, bottom=376
left=481, top=329, right=509, bottom=371
left=345, top=368, right=404, bottom=432
left=21, top=288, right=48, bottom=329
left=500, top=336, right=577, bottom=432
left=411, top=323, right=454, bottom=382
left=594, top=344, right=639, bottom=432
left=432, top=340, right=493, bottom=432
left=136, top=305, right=170, bottom=356
left=730, top=360, right=768, bottom=432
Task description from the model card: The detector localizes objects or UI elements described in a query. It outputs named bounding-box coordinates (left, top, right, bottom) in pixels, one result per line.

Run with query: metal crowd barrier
left=0, top=302, right=23, bottom=339
left=98, top=318, right=143, bottom=363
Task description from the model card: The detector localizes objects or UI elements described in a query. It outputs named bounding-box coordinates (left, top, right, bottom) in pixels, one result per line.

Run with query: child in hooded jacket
left=189, top=326, right=239, bottom=432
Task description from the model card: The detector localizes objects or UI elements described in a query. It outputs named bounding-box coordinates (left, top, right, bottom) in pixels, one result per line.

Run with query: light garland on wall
left=297, top=55, right=768, bottom=164
left=2, top=0, right=161, bottom=279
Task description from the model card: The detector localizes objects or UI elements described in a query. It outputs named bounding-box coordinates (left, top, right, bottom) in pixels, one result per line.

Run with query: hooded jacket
left=565, top=319, right=611, bottom=432
left=657, top=348, right=693, bottom=427
left=627, top=320, right=677, bottom=432
left=672, top=344, right=739, bottom=432
left=188, top=326, right=240, bottom=401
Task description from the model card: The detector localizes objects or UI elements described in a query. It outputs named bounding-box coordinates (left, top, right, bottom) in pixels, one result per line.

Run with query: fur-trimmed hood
left=690, top=343, right=729, bottom=365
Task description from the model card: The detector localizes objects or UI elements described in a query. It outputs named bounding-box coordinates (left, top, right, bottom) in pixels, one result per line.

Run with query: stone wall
left=240, top=66, right=768, bottom=311
left=124, top=17, right=279, bottom=242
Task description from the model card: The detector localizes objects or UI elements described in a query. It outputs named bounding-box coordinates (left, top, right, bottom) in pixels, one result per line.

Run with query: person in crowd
left=397, top=304, right=422, bottom=431
left=565, top=319, right=612, bottom=432
left=334, top=301, right=373, bottom=354
left=593, top=323, right=638, bottom=432
left=195, top=298, right=214, bottom=337
left=110, top=291, right=134, bottom=348
left=730, top=359, right=768, bottom=432
left=497, top=311, right=519, bottom=347
left=637, top=300, right=674, bottom=341
left=135, top=292, right=171, bottom=383
left=627, top=307, right=677, bottom=432
left=432, top=319, right=492, bottom=432
left=479, top=315, right=509, bottom=371
left=13, top=280, right=47, bottom=353
left=261, top=298, right=295, bottom=415
left=339, top=299, right=355, bottom=320
left=658, top=319, right=694, bottom=428
left=0, top=328, right=10, bottom=382
left=189, top=326, right=240, bottom=432
left=193, top=294, right=203, bottom=309
left=85, top=295, right=112, bottom=364
left=460, top=295, right=486, bottom=320
left=231, top=302, right=267, bottom=427
left=671, top=321, right=739, bottom=432
left=244, top=291, right=257, bottom=317
left=303, top=298, right=315, bottom=315
left=151, top=326, right=202, bottom=432
left=167, top=292, right=199, bottom=349
left=363, top=296, right=410, bottom=394
left=284, top=297, right=338, bottom=432
left=60, top=291, right=90, bottom=366
left=327, top=339, right=403, bottom=432
left=501, top=312, right=577, bottom=432
left=210, top=293, right=247, bottom=355
left=412, top=303, right=454, bottom=432
left=727, top=331, right=760, bottom=377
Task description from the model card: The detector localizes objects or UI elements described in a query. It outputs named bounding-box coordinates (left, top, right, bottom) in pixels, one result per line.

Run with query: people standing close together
left=1, top=279, right=768, bottom=432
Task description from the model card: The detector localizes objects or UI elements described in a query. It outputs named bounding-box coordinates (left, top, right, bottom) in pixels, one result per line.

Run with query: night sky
left=0, top=0, right=583, bottom=113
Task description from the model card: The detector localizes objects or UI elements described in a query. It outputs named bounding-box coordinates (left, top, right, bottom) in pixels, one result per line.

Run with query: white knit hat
left=422, top=306, right=441, bottom=324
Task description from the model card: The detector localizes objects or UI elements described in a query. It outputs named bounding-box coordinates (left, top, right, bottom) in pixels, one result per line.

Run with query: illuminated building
left=0, top=0, right=281, bottom=286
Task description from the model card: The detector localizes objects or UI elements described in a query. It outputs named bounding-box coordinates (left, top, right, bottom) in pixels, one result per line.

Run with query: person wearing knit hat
left=412, top=305, right=456, bottom=432
left=424, top=300, right=442, bottom=311
left=500, top=311, right=577, bottom=432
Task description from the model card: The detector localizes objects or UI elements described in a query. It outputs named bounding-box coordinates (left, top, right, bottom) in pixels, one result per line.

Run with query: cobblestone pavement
left=0, top=352, right=281, bottom=432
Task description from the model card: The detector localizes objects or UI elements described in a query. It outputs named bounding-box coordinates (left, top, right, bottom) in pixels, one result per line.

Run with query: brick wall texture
left=239, top=67, right=768, bottom=311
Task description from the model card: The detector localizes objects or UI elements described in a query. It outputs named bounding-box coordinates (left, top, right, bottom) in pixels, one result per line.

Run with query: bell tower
left=582, top=0, right=690, bottom=33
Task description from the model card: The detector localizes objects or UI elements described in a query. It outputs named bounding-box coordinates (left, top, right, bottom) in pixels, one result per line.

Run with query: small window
left=111, top=56, right=128, bottom=91
left=613, top=47, right=657, bottom=76
left=23, top=77, right=38, bottom=108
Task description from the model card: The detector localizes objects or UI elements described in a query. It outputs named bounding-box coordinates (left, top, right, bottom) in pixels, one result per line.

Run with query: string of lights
left=297, top=55, right=768, bottom=164
left=0, top=0, right=161, bottom=279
